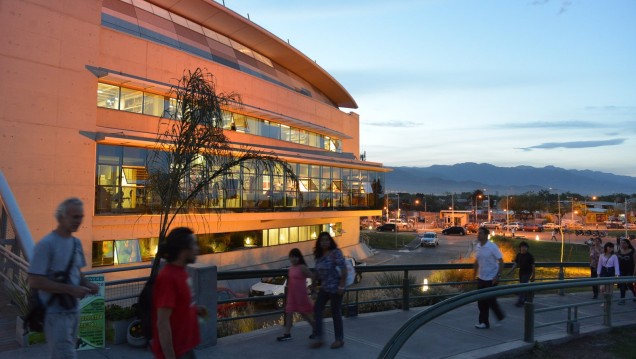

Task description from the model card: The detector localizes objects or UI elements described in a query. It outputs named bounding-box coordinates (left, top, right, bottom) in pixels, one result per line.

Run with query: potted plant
left=105, top=304, right=136, bottom=344
left=8, top=278, right=46, bottom=346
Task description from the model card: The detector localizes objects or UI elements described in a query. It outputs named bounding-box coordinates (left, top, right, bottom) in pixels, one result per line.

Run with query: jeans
left=619, top=271, right=636, bottom=299
left=590, top=266, right=599, bottom=297
left=517, top=273, right=533, bottom=304
left=45, top=312, right=79, bottom=359
left=477, top=279, right=505, bottom=327
left=314, top=289, right=344, bottom=341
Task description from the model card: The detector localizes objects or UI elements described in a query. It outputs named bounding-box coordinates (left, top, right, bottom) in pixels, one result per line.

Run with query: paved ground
left=2, top=290, right=635, bottom=359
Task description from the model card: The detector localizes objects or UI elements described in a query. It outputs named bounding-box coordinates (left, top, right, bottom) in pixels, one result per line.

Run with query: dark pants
left=590, top=266, right=599, bottom=298
left=517, top=273, right=533, bottom=304
left=619, top=271, right=636, bottom=299
left=314, top=289, right=344, bottom=341
left=477, top=279, right=505, bottom=327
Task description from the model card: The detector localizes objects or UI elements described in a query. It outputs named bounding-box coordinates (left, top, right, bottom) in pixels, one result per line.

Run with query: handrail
left=377, top=276, right=636, bottom=359
left=0, top=169, right=35, bottom=261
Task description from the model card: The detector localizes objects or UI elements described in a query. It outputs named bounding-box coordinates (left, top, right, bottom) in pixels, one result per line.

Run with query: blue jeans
left=314, top=289, right=344, bottom=341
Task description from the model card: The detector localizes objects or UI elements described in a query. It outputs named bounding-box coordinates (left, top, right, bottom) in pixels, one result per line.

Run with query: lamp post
left=567, top=197, right=576, bottom=227
left=483, top=190, right=491, bottom=223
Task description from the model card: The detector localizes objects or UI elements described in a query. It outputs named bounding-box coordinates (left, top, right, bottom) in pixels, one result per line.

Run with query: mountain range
left=385, top=163, right=636, bottom=195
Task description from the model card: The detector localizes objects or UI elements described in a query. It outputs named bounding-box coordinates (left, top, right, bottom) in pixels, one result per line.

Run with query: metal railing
left=377, top=276, right=636, bottom=359
left=0, top=170, right=35, bottom=294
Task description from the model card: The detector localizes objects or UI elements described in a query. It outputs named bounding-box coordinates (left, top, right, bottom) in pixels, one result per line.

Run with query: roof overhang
left=145, top=0, right=357, bottom=109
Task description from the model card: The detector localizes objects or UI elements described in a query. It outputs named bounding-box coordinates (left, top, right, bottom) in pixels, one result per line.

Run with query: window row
left=95, top=145, right=384, bottom=215
left=91, top=222, right=341, bottom=267
left=97, top=83, right=342, bottom=152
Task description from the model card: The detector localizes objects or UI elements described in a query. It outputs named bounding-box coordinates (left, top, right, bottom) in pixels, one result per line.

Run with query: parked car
left=465, top=222, right=479, bottom=234
left=217, top=287, right=248, bottom=317
left=523, top=223, right=544, bottom=232
left=503, top=222, right=523, bottom=231
left=480, top=221, right=502, bottom=230
left=624, top=223, right=636, bottom=229
left=377, top=223, right=397, bottom=232
left=564, top=222, right=584, bottom=230
left=388, top=219, right=410, bottom=229
left=543, top=223, right=560, bottom=230
left=419, top=232, right=439, bottom=247
left=442, top=226, right=466, bottom=236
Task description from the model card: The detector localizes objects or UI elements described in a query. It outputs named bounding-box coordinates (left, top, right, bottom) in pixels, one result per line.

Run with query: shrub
left=105, top=304, right=136, bottom=321
left=216, top=305, right=257, bottom=338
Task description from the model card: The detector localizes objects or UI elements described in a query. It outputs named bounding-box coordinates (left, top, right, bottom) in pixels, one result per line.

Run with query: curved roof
left=147, top=0, right=357, bottom=109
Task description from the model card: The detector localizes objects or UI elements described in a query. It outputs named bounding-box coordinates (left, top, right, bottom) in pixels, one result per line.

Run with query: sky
left=218, top=0, right=636, bottom=177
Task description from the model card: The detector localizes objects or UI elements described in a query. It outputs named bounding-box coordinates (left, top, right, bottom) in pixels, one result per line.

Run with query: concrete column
left=187, top=264, right=218, bottom=347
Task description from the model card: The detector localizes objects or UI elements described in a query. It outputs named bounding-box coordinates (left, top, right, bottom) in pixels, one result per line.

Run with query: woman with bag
left=616, top=238, right=636, bottom=304
left=597, top=242, right=620, bottom=299
left=311, top=232, right=347, bottom=349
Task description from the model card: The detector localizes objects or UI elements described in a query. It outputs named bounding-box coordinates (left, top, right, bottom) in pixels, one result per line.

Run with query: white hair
left=55, top=198, right=83, bottom=221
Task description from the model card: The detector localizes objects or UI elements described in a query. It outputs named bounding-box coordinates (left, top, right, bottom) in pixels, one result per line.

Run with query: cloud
left=517, top=138, right=626, bottom=151
left=585, top=106, right=636, bottom=112
left=365, top=120, right=420, bottom=128
left=501, top=120, right=603, bottom=129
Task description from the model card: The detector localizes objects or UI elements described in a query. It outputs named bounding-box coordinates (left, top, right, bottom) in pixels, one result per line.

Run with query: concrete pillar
left=187, top=264, right=217, bottom=347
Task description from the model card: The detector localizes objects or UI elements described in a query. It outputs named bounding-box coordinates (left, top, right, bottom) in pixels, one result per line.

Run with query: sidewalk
left=2, top=291, right=635, bottom=359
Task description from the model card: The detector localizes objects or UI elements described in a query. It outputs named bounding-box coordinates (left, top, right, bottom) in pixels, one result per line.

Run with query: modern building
left=0, top=0, right=387, bottom=272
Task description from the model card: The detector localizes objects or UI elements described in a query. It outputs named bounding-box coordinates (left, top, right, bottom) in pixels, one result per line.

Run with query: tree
left=146, top=68, right=297, bottom=277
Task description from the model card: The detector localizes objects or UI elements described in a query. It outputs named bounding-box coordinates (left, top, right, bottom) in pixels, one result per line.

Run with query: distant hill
left=385, top=163, right=636, bottom=195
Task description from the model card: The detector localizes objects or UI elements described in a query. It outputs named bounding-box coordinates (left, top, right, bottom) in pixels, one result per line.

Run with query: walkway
left=2, top=291, right=635, bottom=359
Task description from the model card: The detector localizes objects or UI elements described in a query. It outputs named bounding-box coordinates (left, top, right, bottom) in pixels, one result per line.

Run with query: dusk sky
left=219, top=0, right=636, bottom=177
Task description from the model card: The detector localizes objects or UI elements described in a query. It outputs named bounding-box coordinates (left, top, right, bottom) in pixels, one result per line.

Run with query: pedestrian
left=311, top=232, right=347, bottom=349
left=597, top=242, right=620, bottom=298
left=616, top=238, right=636, bottom=304
left=551, top=229, right=557, bottom=241
left=506, top=241, right=535, bottom=307
left=277, top=248, right=316, bottom=341
left=474, top=227, right=505, bottom=329
left=152, top=227, right=207, bottom=359
left=27, top=198, right=99, bottom=359
left=511, top=227, right=516, bottom=238
left=589, top=237, right=602, bottom=299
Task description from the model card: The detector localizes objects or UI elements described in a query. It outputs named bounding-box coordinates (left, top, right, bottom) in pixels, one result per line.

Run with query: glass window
left=143, top=93, right=165, bottom=116
left=139, top=237, right=158, bottom=261
left=290, top=128, right=300, bottom=143
left=92, top=241, right=114, bottom=267
left=97, top=83, right=120, bottom=109
left=280, top=125, right=291, bottom=142
left=232, top=113, right=247, bottom=132
left=298, top=226, right=309, bottom=242
left=114, top=240, right=141, bottom=264
left=289, top=227, right=299, bottom=243
left=120, top=88, right=144, bottom=113
left=246, top=117, right=261, bottom=135
left=308, top=132, right=319, bottom=148
left=278, top=228, right=289, bottom=245
left=298, top=129, right=308, bottom=145
left=268, top=228, right=279, bottom=246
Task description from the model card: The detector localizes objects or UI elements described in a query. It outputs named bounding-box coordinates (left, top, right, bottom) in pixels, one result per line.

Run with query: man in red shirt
left=152, top=227, right=206, bottom=359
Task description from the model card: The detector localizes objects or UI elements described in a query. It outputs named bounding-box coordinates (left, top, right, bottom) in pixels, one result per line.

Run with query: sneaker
left=475, top=323, right=489, bottom=329
left=277, top=334, right=292, bottom=342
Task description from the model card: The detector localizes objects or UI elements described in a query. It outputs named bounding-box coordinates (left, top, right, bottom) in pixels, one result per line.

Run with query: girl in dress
left=597, top=242, right=620, bottom=297
left=277, top=248, right=315, bottom=341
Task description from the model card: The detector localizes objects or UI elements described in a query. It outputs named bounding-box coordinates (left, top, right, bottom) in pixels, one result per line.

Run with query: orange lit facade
left=0, top=0, right=387, bottom=270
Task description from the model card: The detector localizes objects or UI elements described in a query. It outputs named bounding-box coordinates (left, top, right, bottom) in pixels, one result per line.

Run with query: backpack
left=23, top=290, right=47, bottom=333
left=136, top=276, right=155, bottom=341
left=337, top=258, right=356, bottom=287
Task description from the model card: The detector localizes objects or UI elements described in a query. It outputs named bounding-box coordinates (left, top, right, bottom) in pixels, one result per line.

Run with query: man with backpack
left=152, top=227, right=206, bottom=359
left=28, top=198, right=98, bottom=359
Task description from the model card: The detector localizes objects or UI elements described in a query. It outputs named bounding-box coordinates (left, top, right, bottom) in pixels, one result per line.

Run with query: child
left=506, top=241, right=535, bottom=307
left=277, top=248, right=316, bottom=341
left=597, top=242, right=620, bottom=298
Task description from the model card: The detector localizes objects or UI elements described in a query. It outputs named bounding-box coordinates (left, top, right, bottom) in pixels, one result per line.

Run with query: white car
left=480, top=221, right=502, bottom=230
left=419, top=232, right=439, bottom=247
left=388, top=219, right=410, bottom=229
left=249, top=275, right=312, bottom=309
left=543, top=223, right=560, bottom=230
left=503, top=222, right=523, bottom=231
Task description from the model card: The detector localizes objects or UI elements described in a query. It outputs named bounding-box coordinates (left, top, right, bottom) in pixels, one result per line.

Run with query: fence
left=0, top=170, right=35, bottom=297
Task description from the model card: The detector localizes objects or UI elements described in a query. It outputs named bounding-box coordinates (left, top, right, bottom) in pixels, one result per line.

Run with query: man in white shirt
left=474, top=227, right=505, bottom=329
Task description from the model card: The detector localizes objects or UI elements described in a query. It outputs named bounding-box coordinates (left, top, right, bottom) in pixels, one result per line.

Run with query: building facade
left=0, top=0, right=387, bottom=271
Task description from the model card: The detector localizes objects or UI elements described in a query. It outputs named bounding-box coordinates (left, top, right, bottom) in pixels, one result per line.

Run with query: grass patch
left=363, top=231, right=418, bottom=249
left=491, top=236, right=589, bottom=263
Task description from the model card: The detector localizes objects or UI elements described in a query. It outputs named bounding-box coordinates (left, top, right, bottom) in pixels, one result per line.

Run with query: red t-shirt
left=151, top=264, right=200, bottom=358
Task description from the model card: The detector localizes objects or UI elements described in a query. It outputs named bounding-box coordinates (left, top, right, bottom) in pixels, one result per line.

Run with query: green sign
left=78, top=276, right=105, bottom=350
